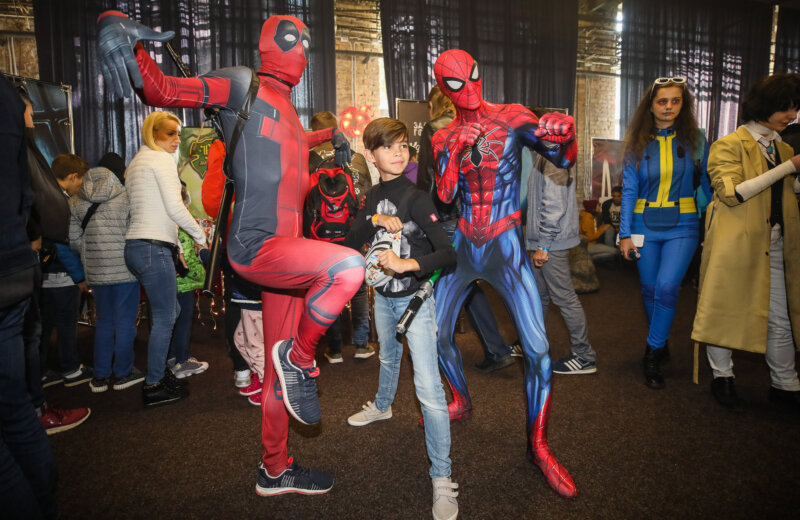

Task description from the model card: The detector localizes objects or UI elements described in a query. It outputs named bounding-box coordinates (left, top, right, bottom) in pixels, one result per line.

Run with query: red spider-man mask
left=258, top=15, right=310, bottom=86
left=434, top=49, right=483, bottom=110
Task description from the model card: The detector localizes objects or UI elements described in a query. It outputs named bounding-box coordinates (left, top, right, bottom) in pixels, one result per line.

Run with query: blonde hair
left=427, top=85, right=455, bottom=120
left=141, top=111, right=182, bottom=152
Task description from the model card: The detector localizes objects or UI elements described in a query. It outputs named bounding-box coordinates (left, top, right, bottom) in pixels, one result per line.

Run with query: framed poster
left=5, top=73, right=74, bottom=166
left=177, top=127, right=218, bottom=219
left=591, top=138, right=625, bottom=201
left=395, top=98, right=429, bottom=156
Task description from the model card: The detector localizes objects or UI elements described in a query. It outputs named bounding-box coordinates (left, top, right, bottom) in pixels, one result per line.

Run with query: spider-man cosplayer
left=97, top=12, right=364, bottom=493
left=431, top=49, right=577, bottom=498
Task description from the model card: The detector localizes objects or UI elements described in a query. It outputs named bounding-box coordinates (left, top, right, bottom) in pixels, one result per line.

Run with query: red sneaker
left=239, top=373, right=262, bottom=397
left=248, top=392, right=262, bottom=407
left=40, top=405, right=91, bottom=435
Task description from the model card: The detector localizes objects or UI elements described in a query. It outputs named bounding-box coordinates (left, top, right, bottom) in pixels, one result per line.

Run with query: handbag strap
left=81, top=202, right=101, bottom=230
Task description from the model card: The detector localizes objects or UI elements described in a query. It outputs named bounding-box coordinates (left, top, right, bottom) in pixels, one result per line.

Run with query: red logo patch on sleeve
left=429, top=213, right=439, bottom=222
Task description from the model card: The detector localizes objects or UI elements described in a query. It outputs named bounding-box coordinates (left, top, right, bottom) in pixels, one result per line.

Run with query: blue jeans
left=124, top=240, right=179, bottom=385
left=39, top=284, right=81, bottom=374
left=325, top=282, right=370, bottom=353
left=91, top=281, right=140, bottom=378
left=373, top=292, right=451, bottom=478
left=0, top=297, right=58, bottom=519
left=23, top=270, right=45, bottom=410
left=169, top=290, right=195, bottom=364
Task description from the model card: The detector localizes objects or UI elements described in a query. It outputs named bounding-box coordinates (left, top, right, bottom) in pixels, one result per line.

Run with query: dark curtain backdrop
left=380, top=0, right=578, bottom=116
left=620, top=0, right=772, bottom=142
left=775, top=7, right=800, bottom=74
left=34, top=0, right=335, bottom=165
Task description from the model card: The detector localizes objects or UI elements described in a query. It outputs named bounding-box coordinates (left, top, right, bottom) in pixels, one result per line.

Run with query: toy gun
left=395, top=269, right=441, bottom=337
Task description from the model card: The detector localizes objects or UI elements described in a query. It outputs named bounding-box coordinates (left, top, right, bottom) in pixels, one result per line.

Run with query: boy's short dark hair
left=740, top=73, right=800, bottom=123
left=310, top=111, right=337, bottom=131
left=51, top=154, right=90, bottom=181
left=362, top=118, right=408, bottom=151
left=611, top=185, right=622, bottom=194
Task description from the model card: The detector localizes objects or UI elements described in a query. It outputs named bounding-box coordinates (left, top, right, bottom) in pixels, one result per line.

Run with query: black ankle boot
left=656, top=341, right=670, bottom=364
left=643, top=344, right=665, bottom=389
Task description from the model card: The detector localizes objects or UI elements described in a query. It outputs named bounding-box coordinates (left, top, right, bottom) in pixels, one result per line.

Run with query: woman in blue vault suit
left=619, top=77, right=711, bottom=390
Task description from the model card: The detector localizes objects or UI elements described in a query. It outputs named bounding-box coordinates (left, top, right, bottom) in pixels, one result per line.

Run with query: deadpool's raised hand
left=97, top=11, right=175, bottom=98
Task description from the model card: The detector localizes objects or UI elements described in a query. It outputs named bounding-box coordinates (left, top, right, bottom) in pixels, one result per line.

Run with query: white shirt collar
left=744, top=120, right=782, bottom=145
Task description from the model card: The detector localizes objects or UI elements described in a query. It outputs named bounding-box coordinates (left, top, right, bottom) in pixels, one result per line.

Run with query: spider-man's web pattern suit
left=97, top=12, right=364, bottom=476
left=431, top=49, right=577, bottom=497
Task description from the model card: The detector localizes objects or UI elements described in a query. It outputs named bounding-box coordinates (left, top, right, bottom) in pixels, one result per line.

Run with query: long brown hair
left=623, top=81, right=701, bottom=167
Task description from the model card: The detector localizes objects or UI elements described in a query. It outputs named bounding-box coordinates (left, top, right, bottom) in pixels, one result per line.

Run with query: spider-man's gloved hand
left=454, top=122, right=482, bottom=152
left=97, top=11, right=175, bottom=98
left=534, top=112, right=575, bottom=145
left=332, top=131, right=352, bottom=166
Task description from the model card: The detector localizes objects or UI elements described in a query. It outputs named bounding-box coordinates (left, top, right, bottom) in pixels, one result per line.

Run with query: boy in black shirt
left=342, top=118, right=459, bottom=520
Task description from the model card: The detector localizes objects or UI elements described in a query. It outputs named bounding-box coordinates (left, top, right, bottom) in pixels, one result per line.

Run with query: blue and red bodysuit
left=620, top=128, right=711, bottom=349
left=431, top=49, right=577, bottom=498
left=97, top=12, right=364, bottom=476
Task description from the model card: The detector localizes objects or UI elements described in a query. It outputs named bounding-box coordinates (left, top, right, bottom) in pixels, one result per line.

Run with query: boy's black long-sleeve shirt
left=343, top=175, right=455, bottom=298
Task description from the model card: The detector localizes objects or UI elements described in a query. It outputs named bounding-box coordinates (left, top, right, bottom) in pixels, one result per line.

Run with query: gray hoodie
left=525, top=155, right=581, bottom=252
left=69, top=167, right=136, bottom=285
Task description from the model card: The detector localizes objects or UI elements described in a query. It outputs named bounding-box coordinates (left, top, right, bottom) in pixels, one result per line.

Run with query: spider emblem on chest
left=462, top=127, right=503, bottom=167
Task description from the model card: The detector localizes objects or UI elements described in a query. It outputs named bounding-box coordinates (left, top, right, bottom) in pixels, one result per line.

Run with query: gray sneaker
left=432, top=477, right=459, bottom=520
left=347, top=401, right=392, bottom=426
left=172, top=357, right=209, bottom=379
left=354, top=344, right=375, bottom=359
left=113, top=367, right=145, bottom=390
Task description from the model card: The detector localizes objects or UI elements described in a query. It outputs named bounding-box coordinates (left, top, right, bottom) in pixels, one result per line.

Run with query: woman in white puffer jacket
left=123, top=111, right=207, bottom=407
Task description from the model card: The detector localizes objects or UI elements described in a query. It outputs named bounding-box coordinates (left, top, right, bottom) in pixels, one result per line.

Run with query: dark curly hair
left=623, top=80, right=701, bottom=168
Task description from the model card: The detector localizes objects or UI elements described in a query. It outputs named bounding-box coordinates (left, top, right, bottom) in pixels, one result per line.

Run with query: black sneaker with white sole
left=113, top=367, right=145, bottom=390
left=255, top=458, right=333, bottom=496
left=89, top=377, right=109, bottom=393
left=271, top=339, right=321, bottom=425
left=63, top=364, right=93, bottom=387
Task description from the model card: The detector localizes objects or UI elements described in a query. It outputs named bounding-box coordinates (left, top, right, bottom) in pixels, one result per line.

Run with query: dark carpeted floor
left=46, top=264, right=800, bottom=519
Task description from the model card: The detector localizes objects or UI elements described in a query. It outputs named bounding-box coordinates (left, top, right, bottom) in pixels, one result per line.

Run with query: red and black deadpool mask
left=258, top=15, right=310, bottom=86
left=434, top=49, right=483, bottom=110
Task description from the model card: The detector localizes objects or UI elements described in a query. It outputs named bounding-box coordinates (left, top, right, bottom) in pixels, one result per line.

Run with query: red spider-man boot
left=527, top=395, right=577, bottom=498
left=418, top=383, right=473, bottom=426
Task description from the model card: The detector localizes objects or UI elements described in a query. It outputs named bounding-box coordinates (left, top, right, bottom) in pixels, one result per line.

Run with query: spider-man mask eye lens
left=444, top=77, right=465, bottom=92
left=470, top=62, right=479, bottom=81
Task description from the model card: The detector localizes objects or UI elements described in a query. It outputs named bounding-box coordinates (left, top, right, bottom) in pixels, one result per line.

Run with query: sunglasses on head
left=650, top=76, right=686, bottom=98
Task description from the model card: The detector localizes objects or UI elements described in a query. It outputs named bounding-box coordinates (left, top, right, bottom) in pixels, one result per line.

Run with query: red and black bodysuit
left=97, top=12, right=364, bottom=476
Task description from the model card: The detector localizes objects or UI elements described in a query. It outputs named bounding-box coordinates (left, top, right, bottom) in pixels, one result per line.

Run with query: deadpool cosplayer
left=97, top=12, right=364, bottom=495
left=431, top=49, right=577, bottom=497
